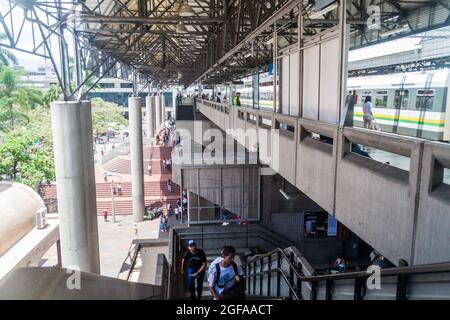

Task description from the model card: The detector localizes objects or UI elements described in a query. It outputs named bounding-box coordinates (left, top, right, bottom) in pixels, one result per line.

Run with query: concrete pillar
left=128, top=96, right=145, bottom=222
left=172, top=89, right=177, bottom=120
left=50, top=101, right=100, bottom=273
left=80, top=101, right=101, bottom=273
left=146, top=95, right=155, bottom=142
left=155, top=94, right=161, bottom=130
left=161, top=93, right=166, bottom=123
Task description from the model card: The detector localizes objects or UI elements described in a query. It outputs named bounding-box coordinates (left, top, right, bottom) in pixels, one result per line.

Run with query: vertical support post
left=56, top=240, right=62, bottom=267
left=51, top=101, right=100, bottom=273
left=155, top=92, right=161, bottom=130
left=273, top=22, right=278, bottom=113
left=80, top=101, right=101, bottom=272
left=298, top=3, right=304, bottom=118
left=267, top=255, right=272, bottom=297
left=129, top=96, right=145, bottom=222
left=160, top=93, right=165, bottom=123
left=57, top=0, right=71, bottom=100
left=338, top=0, right=349, bottom=124
left=276, top=251, right=281, bottom=297
left=146, top=93, right=155, bottom=143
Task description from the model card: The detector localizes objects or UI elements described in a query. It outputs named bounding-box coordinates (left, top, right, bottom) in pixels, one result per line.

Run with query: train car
left=236, top=81, right=276, bottom=109
left=347, top=69, right=450, bottom=142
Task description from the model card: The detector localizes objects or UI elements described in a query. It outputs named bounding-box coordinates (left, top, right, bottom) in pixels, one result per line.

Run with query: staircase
left=40, top=145, right=181, bottom=216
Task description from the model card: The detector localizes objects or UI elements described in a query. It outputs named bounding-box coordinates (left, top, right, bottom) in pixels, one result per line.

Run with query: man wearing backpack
left=208, top=246, right=245, bottom=300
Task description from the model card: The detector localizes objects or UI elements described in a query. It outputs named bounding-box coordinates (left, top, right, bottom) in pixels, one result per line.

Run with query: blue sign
left=327, top=214, right=337, bottom=236
left=267, top=63, right=278, bottom=76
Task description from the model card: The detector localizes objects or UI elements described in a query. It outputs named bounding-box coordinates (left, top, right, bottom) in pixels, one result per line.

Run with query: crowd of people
left=155, top=117, right=176, bottom=146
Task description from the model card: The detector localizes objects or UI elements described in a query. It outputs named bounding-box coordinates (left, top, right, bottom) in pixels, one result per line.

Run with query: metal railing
left=246, top=247, right=450, bottom=300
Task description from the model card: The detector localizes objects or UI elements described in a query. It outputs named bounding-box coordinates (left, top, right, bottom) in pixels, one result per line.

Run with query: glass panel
left=444, top=168, right=450, bottom=185
left=189, top=208, right=199, bottom=222
left=416, top=95, right=434, bottom=110
left=189, top=192, right=199, bottom=208
left=222, top=168, right=242, bottom=187
left=223, top=187, right=242, bottom=208
left=394, top=90, right=409, bottom=109
left=199, top=207, right=216, bottom=221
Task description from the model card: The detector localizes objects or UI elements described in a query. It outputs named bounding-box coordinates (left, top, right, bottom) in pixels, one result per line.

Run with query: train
left=237, top=81, right=275, bottom=110
left=347, top=69, right=450, bottom=142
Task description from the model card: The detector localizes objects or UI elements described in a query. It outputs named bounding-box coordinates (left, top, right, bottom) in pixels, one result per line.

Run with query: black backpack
left=214, top=262, right=246, bottom=300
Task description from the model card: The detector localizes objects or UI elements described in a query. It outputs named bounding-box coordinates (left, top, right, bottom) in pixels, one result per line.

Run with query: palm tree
left=0, top=67, right=44, bottom=132
left=0, top=34, right=18, bottom=67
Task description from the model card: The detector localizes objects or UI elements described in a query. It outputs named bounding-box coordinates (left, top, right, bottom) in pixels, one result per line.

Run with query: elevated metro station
left=0, top=0, right=450, bottom=300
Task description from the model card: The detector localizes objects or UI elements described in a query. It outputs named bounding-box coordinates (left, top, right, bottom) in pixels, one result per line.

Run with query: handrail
left=246, top=247, right=450, bottom=282
left=177, top=225, right=294, bottom=249
left=246, top=267, right=300, bottom=300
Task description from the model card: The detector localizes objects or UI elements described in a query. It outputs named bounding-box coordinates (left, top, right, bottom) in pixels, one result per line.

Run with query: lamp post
left=110, top=180, right=116, bottom=223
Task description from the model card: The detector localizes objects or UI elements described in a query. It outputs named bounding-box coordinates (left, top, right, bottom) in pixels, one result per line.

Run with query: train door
left=393, top=76, right=408, bottom=134
left=416, top=74, right=434, bottom=139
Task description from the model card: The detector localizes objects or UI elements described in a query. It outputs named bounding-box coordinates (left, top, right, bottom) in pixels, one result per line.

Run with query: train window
left=394, top=90, right=409, bottom=109
left=416, top=96, right=434, bottom=110
left=375, top=92, right=388, bottom=108
left=416, top=89, right=435, bottom=110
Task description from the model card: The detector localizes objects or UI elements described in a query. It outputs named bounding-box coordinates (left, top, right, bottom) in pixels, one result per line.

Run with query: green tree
left=43, top=84, right=62, bottom=107
left=0, top=131, right=55, bottom=190
left=0, top=34, right=18, bottom=67
left=0, top=66, right=44, bottom=131
left=91, top=97, right=128, bottom=133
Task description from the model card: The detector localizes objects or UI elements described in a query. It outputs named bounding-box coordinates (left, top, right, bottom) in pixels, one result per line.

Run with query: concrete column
left=128, top=96, right=145, bottom=222
left=172, top=89, right=177, bottom=120
left=80, top=101, right=101, bottom=273
left=51, top=101, right=99, bottom=273
left=155, top=94, right=161, bottom=130
left=161, top=93, right=166, bottom=123
left=151, top=96, right=157, bottom=136
left=146, top=95, right=155, bottom=142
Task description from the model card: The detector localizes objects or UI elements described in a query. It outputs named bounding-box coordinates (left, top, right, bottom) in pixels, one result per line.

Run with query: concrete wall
left=0, top=182, right=43, bottom=257
left=413, top=142, right=450, bottom=264
left=196, top=99, right=450, bottom=266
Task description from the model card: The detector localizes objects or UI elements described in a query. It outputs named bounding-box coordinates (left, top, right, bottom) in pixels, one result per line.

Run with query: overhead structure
left=1, top=1, right=448, bottom=93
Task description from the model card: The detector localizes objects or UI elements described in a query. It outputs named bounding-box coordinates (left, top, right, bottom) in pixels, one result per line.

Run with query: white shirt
left=362, top=102, right=373, bottom=115
left=207, top=257, right=243, bottom=296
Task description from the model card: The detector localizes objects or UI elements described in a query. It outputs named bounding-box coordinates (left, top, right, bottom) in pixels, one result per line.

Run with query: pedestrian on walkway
left=117, top=183, right=122, bottom=195
left=167, top=179, right=172, bottom=193
left=182, top=240, right=207, bottom=300
left=103, top=208, right=108, bottom=222
left=147, top=162, right=152, bottom=176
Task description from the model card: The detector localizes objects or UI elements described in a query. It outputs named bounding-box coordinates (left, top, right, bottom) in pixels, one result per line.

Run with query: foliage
left=0, top=34, right=18, bottom=66
left=43, top=84, right=62, bottom=107
left=0, top=131, right=55, bottom=190
left=91, top=97, right=128, bottom=133
left=0, top=66, right=44, bottom=131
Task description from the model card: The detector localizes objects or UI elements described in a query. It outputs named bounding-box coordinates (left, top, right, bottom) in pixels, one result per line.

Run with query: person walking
left=208, top=246, right=245, bottom=300
left=117, top=183, right=122, bottom=196
left=363, top=96, right=375, bottom=129
left=182, top=240, right=207, bottom=300
left=102, top=208, right=108, bottom=222
left=233, top=92, right=241, bottom=106
left=147, top=162, right=152, bottom=176
left=167, top=179, right=172, bottom=193
left=220, top=207, right=228, bottom=225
